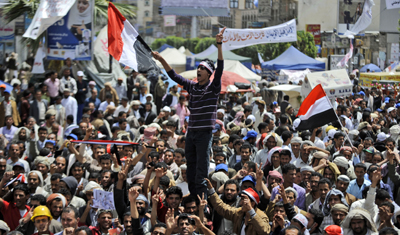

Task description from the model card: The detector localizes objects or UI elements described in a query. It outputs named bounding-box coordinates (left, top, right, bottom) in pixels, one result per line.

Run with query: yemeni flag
left=4, top=174, right=27, bottom=188
left=108, top=3, right=159, bottom=73
left=296, top=84, right=337, bottom=131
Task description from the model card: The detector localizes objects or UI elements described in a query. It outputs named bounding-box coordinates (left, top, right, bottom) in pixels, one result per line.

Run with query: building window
left=145, top=11, right=149, bottom=17
left=145, top=0, right=149, bottom=6
left=245, top=0, right=253, bottom=9
left=230, top=0, right=238, bottom=8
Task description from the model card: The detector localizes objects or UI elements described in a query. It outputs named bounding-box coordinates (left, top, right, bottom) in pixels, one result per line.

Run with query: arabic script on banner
left=220, top=19, right=297, bottom=51
left=386, top=0, right=400, bottom=9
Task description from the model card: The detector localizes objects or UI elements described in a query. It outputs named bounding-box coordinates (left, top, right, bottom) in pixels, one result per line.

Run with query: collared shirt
left=174, top=103, right=190, bottom=128
left=320, top=215, right=334, bottom=231
left=254, top=148, right=269, bottom=166
left=308, top=197, right=323, bottom=212
left=60, top=76, right=77, bottom=94
left=44, top=78, right=60, bottom=98
left=293, top=156, right=310, bottom=168
left=0, top=125, right=18, bottom=148
left=139, top=93, right=147, bottom=104
left=347, top=179, right=371, bottom=199
left=114, top=84, right=127, bottom=99
left=84, top=97, right=101, bottom=110
left=3, top=100, right=11, bottom=116
left=38, top=100, right=46, bottom=120
left=113, top=104, right=130, bottom=117
left=340, top=114, right=354, bottom=130
left=61, top=96, right=78, bottom=124
left=271, top=183, right=306, bottom=210
left=98, top=101, right=115, bottom=112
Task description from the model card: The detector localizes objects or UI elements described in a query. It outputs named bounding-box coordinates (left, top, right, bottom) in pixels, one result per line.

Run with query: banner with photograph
left=220, top=19, right=297, bottom=51
left=0, top=10, right=15, bottom=62
left=386, top=0, right=400, bottom=9
left=23, top=0, right=75, bottom=40
left=164, top=15, right=176, bottom=27
left=46, top=0, right=93, bottom=60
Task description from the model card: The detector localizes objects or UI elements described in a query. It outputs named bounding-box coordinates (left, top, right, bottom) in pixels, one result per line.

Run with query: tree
left=2, top=0, right=136, bottom=51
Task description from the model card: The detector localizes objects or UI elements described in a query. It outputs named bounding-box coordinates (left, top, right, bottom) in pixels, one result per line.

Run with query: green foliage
left=2, top=0, right=136, bottom=52
left=151, top=31, right=317, bottom=64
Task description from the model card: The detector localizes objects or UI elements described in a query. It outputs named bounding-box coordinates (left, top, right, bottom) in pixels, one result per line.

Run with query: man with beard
left=32, top=206, right=53, bottom=235
left=90, top=209, right=113, bottom=235
left=330, top=204, right=349, bottom=226
left=336, top=175, right=356, bottom=207
left=342, top=207, right=378, bottom=235
left=166, top=212, right=214, bottom=235
left=305, top=172, right=322, bottom=209
left=46, top=193, right=67, bottom=221
left=254, top=133, right=278, bottom=165
left=100, top=169, right=114, bottom=192
left=55, top=207, right=80, bottom=235
left=320, top=189, right=349, bottom=229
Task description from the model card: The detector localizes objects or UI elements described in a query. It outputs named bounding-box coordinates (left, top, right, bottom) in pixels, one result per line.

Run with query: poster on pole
left=0, top=10, right=15, bottom=63
left=46, top=0, right=93, bottom=60
left=23, top=0, right=76, bottom=40
left=220, top=19, right=297, bottom=51
left=164, top=15, right=176, bottom=27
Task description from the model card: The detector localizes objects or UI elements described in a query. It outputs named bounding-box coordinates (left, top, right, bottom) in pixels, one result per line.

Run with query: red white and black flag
left=296, top=84, right=337, bottom=131
left=108, top=3, right=159, bottom=73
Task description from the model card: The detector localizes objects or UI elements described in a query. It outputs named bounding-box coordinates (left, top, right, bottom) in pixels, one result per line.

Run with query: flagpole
left=326, top=95, right=354, bottom=149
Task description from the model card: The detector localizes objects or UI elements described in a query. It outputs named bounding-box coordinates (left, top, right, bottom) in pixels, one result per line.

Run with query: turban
left=46, top=193, right=67, bottom=208
left=331, top=203, right=349, bottom=214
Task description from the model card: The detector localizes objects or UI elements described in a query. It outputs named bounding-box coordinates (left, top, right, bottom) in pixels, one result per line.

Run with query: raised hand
left=189, top=215, right=203, bottom=227
left=128, top=187, right=139, bottom=202
left=152, top=188, right=160, bottom=205
left=152, top=51, right=162, bottom=61
left=155, top=168, right=166, bottom=178
left=198, top=193, right=207, bottom=211
left=216, top=27, right=226, bottom=43
left=118, top=170, right=127, bottom=182
left=205, top=178, right=213, bottom=189
left=256, top=163, right=264, bottom=180
left=63, top=227, right=75, bottom=235
left=241, top=194, right=253, bottom=213
left=165, top=208, right=177, bottom=230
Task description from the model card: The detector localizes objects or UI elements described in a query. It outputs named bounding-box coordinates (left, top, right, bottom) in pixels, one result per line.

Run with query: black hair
left=281, top=131, right=292, bottom=143
left=111, top=126, right=121, bottom=133
left=182, top=195, right=199, bottom=207
left=279, top=150, right=292, bottom=157
left=14, top=183, right=29, bottom=196
left=166, top=120, right=176, bottom=127
left=386, top=137, right=395, bottom=145
left=334, top=132, right=345, bottom=139
left=379, top=227, right=398, bottom=235
left=282, top=163, right=296, bottom=175
left=30, top=194, right=46, bottom=205
left=118, top=118, right=127, bottom=125
left=89, top=172, right=101, bottom=181
left=58, top=188, right=72, bottom=198
left=62, top=206, right=80, bottom=218
left=105, top=94, right=112, bottom=99
left=258, top=122, right=268, bottom=132
left=310, top=172, right=323, bottom=179
left=367, top=164, right=380, bottom=174
left=145, top=102, right=153, bottom=108
left=118, top=111, right=126, bottom=117
left=240, top=143, right=251, bottom=152
left=175, top=148, right=185, bottom=158
left=284, top=225, right=303, bottom=235
left=67, top=115, right=74, bottom=123
left=318, top=178, right=332, bottom=188
left=244, top=105, right=252, bottom=113
left=223, top=179, right=239, bottom=192
left=51, top=173, right=62, bottom=181
left=275, top=201, right=284, bottom=208
left=229, top=134, right=240, bottom=144
left=354, top=163, right=367, bottom=171
left=376, top=188, right=391, bottom=201
left=308, top=208, right=324, bottom=231
left=246, top=161, right=256, bottom=172
left=165, top=186, right=183, bottom=199
left=38, top=126, right=48, bottom=133
left=159, top=175, right=170, bottom=188
left=381, top=201, right=395, bottom=213
left=74, top=226, right=92, bottom=235
left=149, top=151, right=160, bottom=160
left=150, top=223, right=167, bottom=233
left=45, top=113, right=54, bottom=120
left=214, top=151, right=227, bottom=160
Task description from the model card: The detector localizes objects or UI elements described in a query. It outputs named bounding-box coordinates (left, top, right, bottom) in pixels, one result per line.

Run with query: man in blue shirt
left=84, top=89, right=101, bottom=110
left=347, top=163, right=371, bottom=199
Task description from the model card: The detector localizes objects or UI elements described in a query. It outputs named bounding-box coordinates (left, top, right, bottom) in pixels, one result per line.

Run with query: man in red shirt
left=0, top=182, right=30, bottom=231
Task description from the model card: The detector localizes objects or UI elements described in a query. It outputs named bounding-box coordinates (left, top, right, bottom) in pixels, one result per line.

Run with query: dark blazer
left=29, top=99, right=48, bottom=122
left=140, top=109, right=157, bottom=125
left=127, top=76, right=135, bottom=101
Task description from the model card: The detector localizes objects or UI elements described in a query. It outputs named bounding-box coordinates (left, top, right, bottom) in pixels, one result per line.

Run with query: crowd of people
left=1, top=33, right=400, bottom=235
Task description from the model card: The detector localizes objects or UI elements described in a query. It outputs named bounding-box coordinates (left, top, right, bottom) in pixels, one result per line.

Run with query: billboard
left=338, top=0, right=365, bottom=34
left=161, top=0, right=226, bottom=8
left=0, top=10, right=15, bottom=63
left=46, top=0, right=93, bottom=60
left=164, top=15, right=176, bottom=27
left=160, top=0, right=229, bottom=16
left=306, top=24, right=321, bottom=45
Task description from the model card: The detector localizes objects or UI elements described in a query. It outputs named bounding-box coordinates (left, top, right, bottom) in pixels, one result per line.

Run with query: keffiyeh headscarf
left=265, top=146, right=283, bottom=166
left=234, top=111, right=244, bottom=126
left=266, top=170, right=283, bottom=188
left=215, top=119, right=226, bottom=133
left=263, top=133, right=283, bottom=147
left=322, top=189, right=349, bottom=216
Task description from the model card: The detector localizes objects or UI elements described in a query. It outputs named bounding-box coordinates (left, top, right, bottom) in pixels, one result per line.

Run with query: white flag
left=23, top=0, right=76, bottom=39
left=336, top=41, right=353, bottom=68
left=344, top=0, right=374, bottom=38
left=31, top=47, right=46, bottom=74
left=258, top=53, right=264, bottom=64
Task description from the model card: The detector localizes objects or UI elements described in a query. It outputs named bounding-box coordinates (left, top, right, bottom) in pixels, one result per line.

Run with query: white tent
left=301, top=69, right=352, bottom=99
left=269, top=85, right=302, bottom=109
left=179, top=59, right=261, bottom=81
left=223, top=60, right=261, bottom=81
left=155, top=48, right=186, bottom=74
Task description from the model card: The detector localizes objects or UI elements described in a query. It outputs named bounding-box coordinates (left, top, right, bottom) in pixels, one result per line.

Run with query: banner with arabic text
left=386, top=0, right=400, bottom=9
left=220, top=19, right=297, bottom=51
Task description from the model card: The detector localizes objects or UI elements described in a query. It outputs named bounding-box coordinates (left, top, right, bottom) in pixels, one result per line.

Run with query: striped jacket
left=167, top=60, right=223, bottom=131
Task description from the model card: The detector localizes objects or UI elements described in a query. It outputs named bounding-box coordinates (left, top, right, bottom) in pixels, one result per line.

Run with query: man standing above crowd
left=152, top=28, right=226, bottom=198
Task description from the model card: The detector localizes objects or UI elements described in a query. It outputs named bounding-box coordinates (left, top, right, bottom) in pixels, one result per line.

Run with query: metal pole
left=109, top=54, right=112, bottom=73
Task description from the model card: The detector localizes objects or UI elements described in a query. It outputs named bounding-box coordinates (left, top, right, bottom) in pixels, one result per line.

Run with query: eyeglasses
left=198, top=65, right=207, bottom=70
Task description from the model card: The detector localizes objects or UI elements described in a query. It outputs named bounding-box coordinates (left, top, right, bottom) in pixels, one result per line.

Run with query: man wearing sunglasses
left=153, top=28, right=226, bottom=199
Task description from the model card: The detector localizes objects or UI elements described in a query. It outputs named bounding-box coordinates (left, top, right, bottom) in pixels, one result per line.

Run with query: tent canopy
left=195, top=50, right=252, bottom=63
left=186, top=45, right=218, bottom=70
left=360, top=63, right=382, bottom=72
left=157, top=44, right=174, bottom=53
left=192, top=71, right=251, bottom=94
left=261, top=46, right=325, bottom=71
left=155, top=48, right=186, bottom=74
left=179, top=60, right=261, bottom=81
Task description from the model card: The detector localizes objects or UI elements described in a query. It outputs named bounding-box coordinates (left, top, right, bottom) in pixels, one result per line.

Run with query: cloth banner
left=164, top=15, right=176, bottom=27
left=386, top=0, right=400, bottom=9
left=336, top=40, right=353, bottom=67
left=220, top=19, right=297, bottom=51
left=31, top=47, right=46, bottom=74
left=344, top=0, right=374, bottom=38
left=23, top=0, right=76, bottom=40
left=92, top=189, right=116, bottom=210
left=279, top=69, right=311, bottom=84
